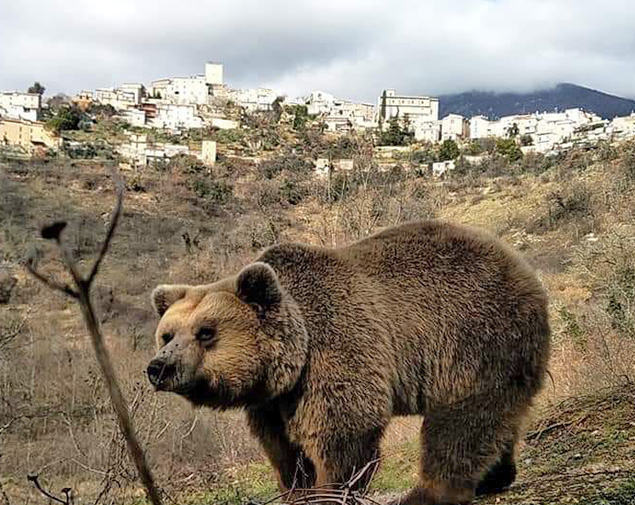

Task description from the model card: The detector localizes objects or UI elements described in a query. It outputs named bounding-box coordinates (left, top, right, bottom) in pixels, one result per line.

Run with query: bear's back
left=258, top=220, right=550, bottom=408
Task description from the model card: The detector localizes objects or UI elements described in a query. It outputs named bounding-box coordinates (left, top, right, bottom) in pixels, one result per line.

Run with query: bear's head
left=147, top=262, right=308, bottom=409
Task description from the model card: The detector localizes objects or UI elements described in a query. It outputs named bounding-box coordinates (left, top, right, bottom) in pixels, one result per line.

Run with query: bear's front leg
left=304, top=428, right=384, bottom=492
left=246, top=407, right=315, bottom=494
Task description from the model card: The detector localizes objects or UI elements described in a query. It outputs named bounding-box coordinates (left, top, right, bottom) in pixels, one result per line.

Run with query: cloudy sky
left=1, top=0, right=634, bottom=102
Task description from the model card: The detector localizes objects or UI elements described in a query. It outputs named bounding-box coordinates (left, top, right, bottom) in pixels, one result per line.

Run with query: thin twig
left=0, top=456, right=11, bottom=505
left=0, top=479, right=10, bottom=505
left=25, top=176, right=163, bottom=505
left=27, top=474, right=70, bottom=505
left=24, top=260, right=78, bottom=299
left=87, top=173, right=124, bottom=285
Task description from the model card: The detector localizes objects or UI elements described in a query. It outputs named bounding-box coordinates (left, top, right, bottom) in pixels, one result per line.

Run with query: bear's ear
left=151, top=284, right=189, bottom=316
left=236, top=262, right=282, bottom=317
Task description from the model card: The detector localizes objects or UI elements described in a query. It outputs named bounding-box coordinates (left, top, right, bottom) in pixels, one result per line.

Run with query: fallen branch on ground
left=257, top=460, right=382, bottom=505
left=25, top=173, right=162, bottom=505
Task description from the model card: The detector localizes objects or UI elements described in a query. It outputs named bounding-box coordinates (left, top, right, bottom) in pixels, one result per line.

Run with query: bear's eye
left=161, top=333, right=174, bottom=344
left=196, top=326, right=216, bottom=344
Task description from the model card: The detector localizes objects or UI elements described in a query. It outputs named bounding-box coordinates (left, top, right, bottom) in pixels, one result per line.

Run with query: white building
left=611, top=113, right=635, bottom=140
left=378, top=89, right=439, bottom=124
left=150, top=76, right=209, bottom=105
left=306, top=91, right=336, bottom=115
left=499, top=114, right=538, bottom=137
left=148, top=79, right=171, bottom=100
left=324, top=116, right=352, bottom=133
left=441, top=114, right=469, bottom=141
left=469, top=116, right=494, bottom=139
left=119, top=133, right=191, bottom=167
left=323, top=100, right=376, bottom=132
left=149, top=104, right=204, bottom=130
left=469, top=107, right=625, bottom=152
left=229, top=88, right=278, bottom=112
left=470, top=114, right=537, bottom=140
left=119, top=133, right=215, bottom=168
left=205, top=62, right=224, bottom=86
left=118, top=133, right=149, bottom=167
left=283, top=96, right=307, bottom=107
left=533, top=109, right=601, bottom=152
left=314, top=158, right=331, bottom=178
left=119, top=83, right=145, bottom=104
left=413, top=120, right=441, bottom=143
left=0, top=92, right=41, bottom=121
left=201, top=140, right=217, bottom=166
left=121, top=108, right=147, bottom=127
left=94, top=87, right=140, bottom=110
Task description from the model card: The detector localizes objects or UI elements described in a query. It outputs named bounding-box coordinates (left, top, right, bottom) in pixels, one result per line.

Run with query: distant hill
left=439, top=83, right=635, bottom=120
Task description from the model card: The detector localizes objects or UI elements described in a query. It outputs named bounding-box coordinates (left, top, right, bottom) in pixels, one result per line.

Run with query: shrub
left=495, top=138, right=523, bottom=162
left=170, top=154, right=208, bottom=174
left=0, top=274, right=17, bottom=304
left=520, top=152, right=549, bottom=175
left=291, top=105, right=309, bottom=130
left=606, top=266, right=635, bottom=340
left=46, top=105, right=83, bottom=133
left=410, top=148, right=434, bottom=165
left=279, top=178, right=307, bottom=205
left=378, top=117, right=413, bottom=146
left=531, top=182, right=593, bottom=233
left=464, top=141, right=484, bottom=155
left=520, top=134, right=534, bottom=146
left=619, top=141, right=635, bottom=182
left=191, top=177, right=233, bottom=205
left=258, top=153, right=313, bottom=180
left=213, top=128, right=244, bottom=144
left=438, top=139, right=460, bottom=162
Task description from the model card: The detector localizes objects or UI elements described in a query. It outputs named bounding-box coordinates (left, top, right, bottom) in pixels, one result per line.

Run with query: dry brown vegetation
left=1, top=138, right=635, bottom=504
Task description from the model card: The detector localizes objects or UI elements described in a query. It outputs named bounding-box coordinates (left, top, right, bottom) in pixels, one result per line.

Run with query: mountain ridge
left=439, top=83, right=635, bottom=120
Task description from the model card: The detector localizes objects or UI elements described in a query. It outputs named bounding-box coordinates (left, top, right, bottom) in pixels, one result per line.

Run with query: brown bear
left=147, top=220, right=550, bottom=504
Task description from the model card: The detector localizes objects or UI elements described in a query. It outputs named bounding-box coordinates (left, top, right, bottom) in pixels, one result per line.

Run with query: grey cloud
left=1, top=0, right=634, bottom=101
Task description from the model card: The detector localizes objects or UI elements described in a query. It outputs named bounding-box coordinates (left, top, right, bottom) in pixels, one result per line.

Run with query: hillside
left=2, top=129, right=635, bottom=505
left=202, top=384, right=635, bottom=505
left=439, top=83, right=635, bottom=119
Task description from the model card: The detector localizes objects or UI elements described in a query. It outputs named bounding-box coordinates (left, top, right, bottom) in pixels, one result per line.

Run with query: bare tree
left=25, top=175, right=163, bottom=505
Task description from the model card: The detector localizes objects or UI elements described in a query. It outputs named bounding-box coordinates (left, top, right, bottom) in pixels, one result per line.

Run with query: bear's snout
left=147, top=358, right=175, bottom=390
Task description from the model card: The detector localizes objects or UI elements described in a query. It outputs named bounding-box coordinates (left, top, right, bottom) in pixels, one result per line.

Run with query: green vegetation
left=27, top=81, right=45, bottom=95
left=438, top=139, right=460, bottom=161
left=291, top=105, right=310, bottom=131
left=520, top=133, right=534, bottom=146
left=46, top=105, right=83, bottom=133
left=379, top=116, right=414, bottom=146
left=495, top=137, right=523, bottom=162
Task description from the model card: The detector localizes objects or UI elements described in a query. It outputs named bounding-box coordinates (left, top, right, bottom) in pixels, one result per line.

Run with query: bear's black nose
left=147, top=359, right=174, bottom=389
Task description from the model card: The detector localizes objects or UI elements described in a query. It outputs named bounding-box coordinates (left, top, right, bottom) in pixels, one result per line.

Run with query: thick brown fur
left=148, top=220, right=550, bottom=504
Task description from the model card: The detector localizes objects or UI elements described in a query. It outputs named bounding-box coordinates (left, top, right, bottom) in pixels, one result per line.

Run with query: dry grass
left=1, top=141, right=635, bottom=504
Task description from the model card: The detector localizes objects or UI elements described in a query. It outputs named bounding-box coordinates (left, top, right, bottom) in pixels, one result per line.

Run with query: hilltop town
left=2, top=62, right=635, bottom=178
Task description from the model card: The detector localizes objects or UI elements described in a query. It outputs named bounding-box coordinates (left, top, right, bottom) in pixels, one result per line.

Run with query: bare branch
left=0, top=478, right=10, bottom=505
left=25, top=259, right=78, bottom=299
left=87, top=173, right=124, bottom=285
left=0, top=455, right=11, bottom=505
left=27, top=474, right=70, bottom=505
left=0, top=418, right=16, bottom=437
left=25, top=173, right=163, bottom=505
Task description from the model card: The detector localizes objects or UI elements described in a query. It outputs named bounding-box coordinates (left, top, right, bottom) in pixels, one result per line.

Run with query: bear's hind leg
left=394, top=399, right=522, bottom=504
left=475, top=442, right=517, bottom=496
